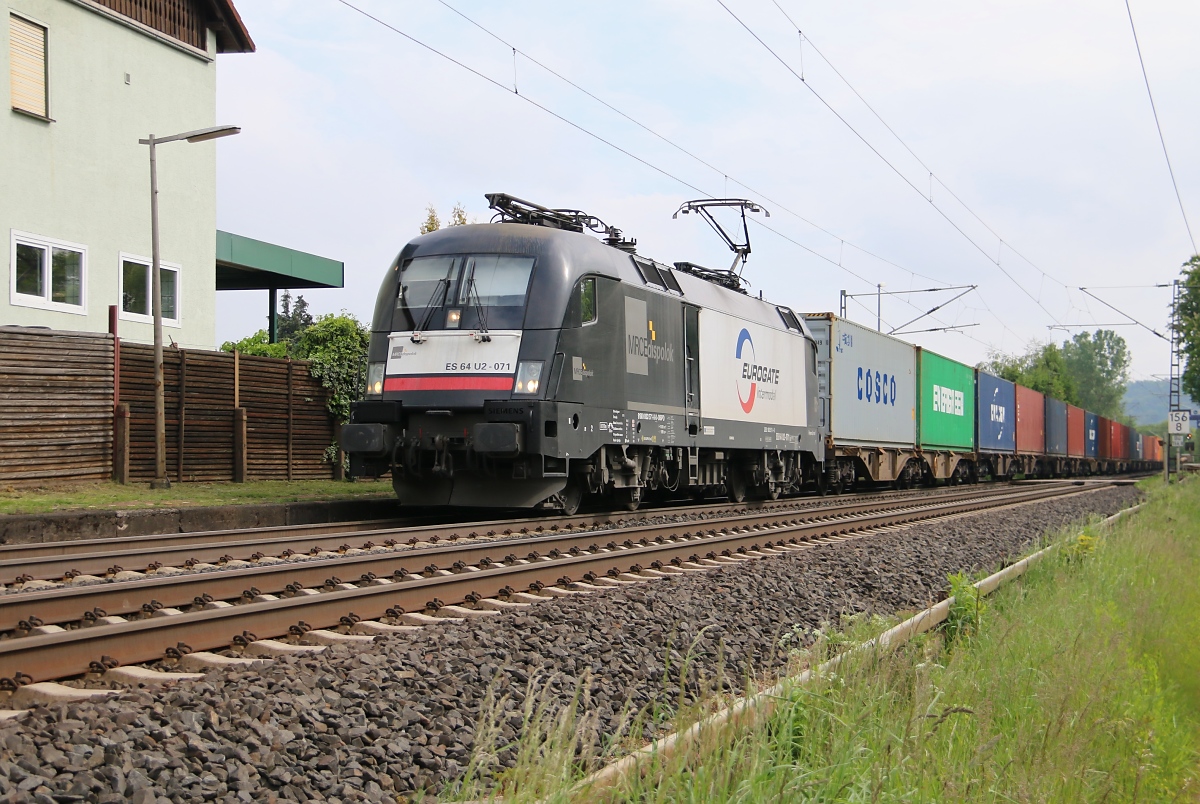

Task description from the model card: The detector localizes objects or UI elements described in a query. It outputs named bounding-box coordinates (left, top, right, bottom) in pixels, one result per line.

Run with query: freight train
left=340, top=194, right=1160, bottom=511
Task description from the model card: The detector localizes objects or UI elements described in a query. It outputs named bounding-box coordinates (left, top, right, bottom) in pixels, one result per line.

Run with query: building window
left=10, top=231, right=86, bottom=313
left=119, top=254, right=180, bottom=326
left=9, top=14, right=48, bottom=119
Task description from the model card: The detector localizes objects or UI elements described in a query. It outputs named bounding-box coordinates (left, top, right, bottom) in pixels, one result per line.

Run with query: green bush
left=221, top=313, right=368, bottom=423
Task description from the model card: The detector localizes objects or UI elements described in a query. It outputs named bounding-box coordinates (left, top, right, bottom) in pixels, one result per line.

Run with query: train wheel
left=558, top=481, right=583, bottom=516
left=727, top=470, right=747, bottom=503
left=618, top=486, right=642, bottom=512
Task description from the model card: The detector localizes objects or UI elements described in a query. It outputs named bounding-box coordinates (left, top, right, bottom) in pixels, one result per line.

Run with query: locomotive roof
left=398, top=223, right=812, bottom=340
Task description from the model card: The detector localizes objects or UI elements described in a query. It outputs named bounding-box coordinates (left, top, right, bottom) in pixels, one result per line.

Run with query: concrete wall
left=1, top=0, right=219, bottom=349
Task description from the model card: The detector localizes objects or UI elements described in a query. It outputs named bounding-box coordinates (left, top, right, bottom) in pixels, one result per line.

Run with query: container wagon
left=804, top=314, right=918, bottom=490
left=1015, top=385, right=1045, bottom=476
left=975, top=371, right=1016, bottom=479
left=916, top=348, right=977, bottom=483
left=1098, top=415, right=1113, bottom=473
left=1045, top=397, right=1068, bottom=474
left=1067, top=405, right=1085, bottom=474
left=1084, top=410, right=1099, bottom=473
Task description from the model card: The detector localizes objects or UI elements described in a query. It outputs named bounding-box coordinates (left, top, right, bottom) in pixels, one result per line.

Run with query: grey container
left=804, top=313, right=916, bottom=448
left=1045, top=397, right=1068, bottom=456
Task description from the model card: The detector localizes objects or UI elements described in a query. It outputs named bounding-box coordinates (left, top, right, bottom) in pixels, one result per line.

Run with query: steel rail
left=0, top=483, right=1105, bottom=686
left=0, top=484, right=1055, bottom=585
left=0, top=486, right=1068, bottom=633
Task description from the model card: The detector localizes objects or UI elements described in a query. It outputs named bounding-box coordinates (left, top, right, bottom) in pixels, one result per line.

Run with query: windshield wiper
left=411, top=278, right=450, bottom=343
left=465, top=278, right=491, bottom=342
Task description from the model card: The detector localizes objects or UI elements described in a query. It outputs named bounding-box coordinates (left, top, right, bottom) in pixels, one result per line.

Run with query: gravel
left=0, top=485, right=1140, bottom=802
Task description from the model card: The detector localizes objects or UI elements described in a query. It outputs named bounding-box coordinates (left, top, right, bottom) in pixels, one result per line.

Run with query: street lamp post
left=139, top=125, right=240, bottom=489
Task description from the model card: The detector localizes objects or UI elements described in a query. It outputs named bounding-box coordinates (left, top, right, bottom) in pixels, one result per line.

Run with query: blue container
left=1045, top=397, right=1068, bottom=456
left=1129, top=428, right=1142, bottom=460
left=976, top=371, right=1015, bottom=453
left=1084, top=411, right=1099, bottom=458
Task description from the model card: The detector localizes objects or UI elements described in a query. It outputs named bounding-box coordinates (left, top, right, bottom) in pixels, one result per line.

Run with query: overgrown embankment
left=576, top=478, right=1200, bottom=802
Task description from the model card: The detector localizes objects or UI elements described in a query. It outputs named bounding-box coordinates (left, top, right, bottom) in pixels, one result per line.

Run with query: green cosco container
left=917, top=348, right=976, bottom=451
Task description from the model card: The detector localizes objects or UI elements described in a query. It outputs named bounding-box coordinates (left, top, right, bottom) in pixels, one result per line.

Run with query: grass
left=448, top=477, right=1200, bottom=803
left=0, top=477, right=394, bottom=516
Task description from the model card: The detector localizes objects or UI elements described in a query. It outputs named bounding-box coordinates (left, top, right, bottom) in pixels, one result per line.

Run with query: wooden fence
left=118, top=344, right=337, bottom=483
left=0, top=327, right=114, bottom=485
left=0, top=326, right=338, bottom=485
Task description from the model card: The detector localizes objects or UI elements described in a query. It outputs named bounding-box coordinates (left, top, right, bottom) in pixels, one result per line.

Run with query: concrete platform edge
left=0, top=496, right=399, bottom=545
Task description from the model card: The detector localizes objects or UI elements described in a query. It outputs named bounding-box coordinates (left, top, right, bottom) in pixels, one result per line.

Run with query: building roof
left=215, top=231, right=344, bottom=290
left=205, top=0, right=255, bottom=53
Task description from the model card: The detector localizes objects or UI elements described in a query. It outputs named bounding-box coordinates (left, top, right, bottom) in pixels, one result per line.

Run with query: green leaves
left=1177, top=256, right=1200, bottom=402
left=979, top=328, right=1131, bottom=419
left=1062, top=330, right=1130, bottom=419
left=292, top=313, right=369, bottom=423
left=980, top=342, right=1080, bottom=406
left=219, top=329, right=289, bottom=359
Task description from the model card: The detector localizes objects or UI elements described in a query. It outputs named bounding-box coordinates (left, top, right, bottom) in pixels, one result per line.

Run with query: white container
left=803, top=313, right=916, bottom=448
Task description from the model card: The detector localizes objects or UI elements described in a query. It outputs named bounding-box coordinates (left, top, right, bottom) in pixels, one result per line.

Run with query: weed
left=944, top=571, right=985, bottom=646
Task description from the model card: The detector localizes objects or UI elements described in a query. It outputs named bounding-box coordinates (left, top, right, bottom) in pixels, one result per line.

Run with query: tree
left=1060, top=329, right=1130, bottom=419
left=979, top=342, right=1079, bottom=405
left=419, top=204, right=441, bottom=235
left=277, top=290, right=313, bottom=343
left=419, top=202, right=468, bottom=234
left=1178, top=256, right=1200, bottom=401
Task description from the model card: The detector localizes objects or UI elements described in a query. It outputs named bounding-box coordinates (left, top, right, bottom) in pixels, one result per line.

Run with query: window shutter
left=9, top=15, right=47, bottom=117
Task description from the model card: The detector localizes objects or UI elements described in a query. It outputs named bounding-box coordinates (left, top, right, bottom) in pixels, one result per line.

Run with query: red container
left=1098, top=416, right=1113, bottom=460
left=1111, top=421, right=1127, bottom=460
left=1067, top=405, right=1085, bottom=458
left=1015, top=385, right=1045, bottom=455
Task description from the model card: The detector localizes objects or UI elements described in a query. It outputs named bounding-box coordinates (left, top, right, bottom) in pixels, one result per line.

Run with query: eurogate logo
left=736, top=328, right=782, bottom=414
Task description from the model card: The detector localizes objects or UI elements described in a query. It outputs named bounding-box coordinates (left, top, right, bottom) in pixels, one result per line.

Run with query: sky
left=213, top=0, right=1200, bottom=380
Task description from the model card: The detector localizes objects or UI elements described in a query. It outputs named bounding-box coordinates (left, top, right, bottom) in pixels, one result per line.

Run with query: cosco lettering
left=857, top=367, right=897, bottom=406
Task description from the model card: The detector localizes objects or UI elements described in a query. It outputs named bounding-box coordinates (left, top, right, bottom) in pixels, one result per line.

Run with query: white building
left=2, top=0, right=253, bottom=349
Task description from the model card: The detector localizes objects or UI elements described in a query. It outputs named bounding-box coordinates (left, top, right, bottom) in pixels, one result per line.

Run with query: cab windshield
left=394, top=254, right=535, bottom=331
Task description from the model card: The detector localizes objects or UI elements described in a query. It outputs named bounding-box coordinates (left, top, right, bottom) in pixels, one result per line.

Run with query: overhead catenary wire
left=1077, top=287, right=1167, bottom=341
left=718, top=0, right=1067, bottom=327
left=333, top=0, right=1000, bottom=350
left=432, top=0, right=952, bottom=289
left=773, top=3, right=1085, bottom=311
left=431, top=0, right=1010, bottom=345
left=1123, top=0, right=1197, bottom=255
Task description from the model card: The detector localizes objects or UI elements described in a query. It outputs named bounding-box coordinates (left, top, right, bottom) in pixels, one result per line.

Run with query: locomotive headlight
left=446, top=309, right=462, bottom=328
left=513, top=361, right=544, bottom=395
left=366, top=362, right=385, bottom=396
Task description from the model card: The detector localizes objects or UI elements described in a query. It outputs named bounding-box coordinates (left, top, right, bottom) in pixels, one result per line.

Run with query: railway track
left=0, top=481, right=1109, bottom=689
left=0, top=482, right=1051, bottom=587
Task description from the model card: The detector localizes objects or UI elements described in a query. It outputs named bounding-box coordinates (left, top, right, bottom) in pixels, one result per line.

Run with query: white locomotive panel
left=385, top=331, right=522, bottom=376
left=698, top=310, right=807, bottom=427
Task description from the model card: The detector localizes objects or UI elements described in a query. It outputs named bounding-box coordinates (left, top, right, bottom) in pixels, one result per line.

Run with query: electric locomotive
left=341, top=194, right=824, bottom=511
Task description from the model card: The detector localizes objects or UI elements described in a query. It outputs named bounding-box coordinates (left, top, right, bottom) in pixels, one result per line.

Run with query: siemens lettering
left=932, top=384, right=965, bottom=416
left=857, top=367, right=897, bottom=406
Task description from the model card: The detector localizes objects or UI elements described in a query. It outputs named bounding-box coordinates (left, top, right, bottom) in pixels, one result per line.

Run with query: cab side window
left=564, top=276, right=598, bottom=327
left=580, top=277, right=597, bottom=324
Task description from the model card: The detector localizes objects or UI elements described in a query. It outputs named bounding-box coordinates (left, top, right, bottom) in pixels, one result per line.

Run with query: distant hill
left=1123, top=379, right=1198, bottom=425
